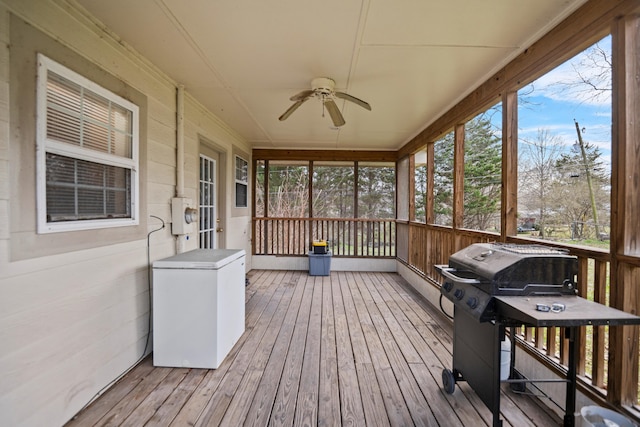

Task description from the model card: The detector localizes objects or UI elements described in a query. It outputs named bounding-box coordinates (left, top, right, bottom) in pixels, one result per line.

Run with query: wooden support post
left=608, top=11, right=640, bottom=406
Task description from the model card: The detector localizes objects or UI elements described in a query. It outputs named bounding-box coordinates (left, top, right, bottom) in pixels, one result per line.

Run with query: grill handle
left=435, top=265, right=482, bottom=285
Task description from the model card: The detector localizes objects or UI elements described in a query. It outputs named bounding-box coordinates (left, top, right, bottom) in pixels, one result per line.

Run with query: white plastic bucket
left=580, top=405, right=635, bottom=427
left=500, top=337, right=511, bottom=381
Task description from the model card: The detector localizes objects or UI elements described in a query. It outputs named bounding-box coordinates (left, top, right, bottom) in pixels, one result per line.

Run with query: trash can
left=581, top=406, right=634, bottom=427
left=308, top=250, right=331, bottom=276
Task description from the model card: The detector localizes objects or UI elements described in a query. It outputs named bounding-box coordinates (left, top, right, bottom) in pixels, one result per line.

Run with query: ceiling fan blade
left=289, top=90, right=314, bottom=101
left=279, top=98, right=308, bottom=121
left=335, top=91, right=371, bottom=111
left=324, top=99, right=346, bottom=127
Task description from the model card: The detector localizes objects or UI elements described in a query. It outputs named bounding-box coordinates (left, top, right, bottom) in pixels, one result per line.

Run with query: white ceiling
left=74, top=0, right=587, bottom=152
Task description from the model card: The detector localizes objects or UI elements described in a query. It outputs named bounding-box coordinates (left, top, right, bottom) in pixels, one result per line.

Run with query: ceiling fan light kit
left=279, top=77, right=371, bottom=127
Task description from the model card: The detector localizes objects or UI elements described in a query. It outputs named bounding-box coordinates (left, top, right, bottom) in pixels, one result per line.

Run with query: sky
left=516, top=35, right=612, bottom=169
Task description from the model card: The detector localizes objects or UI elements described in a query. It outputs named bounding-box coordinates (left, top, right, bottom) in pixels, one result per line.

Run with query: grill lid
left=447, top=243, right=577, bottom=295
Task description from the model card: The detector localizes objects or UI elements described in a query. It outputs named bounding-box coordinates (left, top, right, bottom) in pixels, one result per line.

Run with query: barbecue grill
left=436, top=243, right=640, bottom=427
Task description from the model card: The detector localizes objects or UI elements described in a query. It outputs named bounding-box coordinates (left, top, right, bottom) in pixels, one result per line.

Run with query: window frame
left=235, top=154, right=249, bottom=208
left=36, top=53, right=140, bottom=233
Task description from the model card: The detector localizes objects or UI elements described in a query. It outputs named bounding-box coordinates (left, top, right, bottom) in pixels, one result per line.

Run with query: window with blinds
left=235, top=155, right=248, bottom=208
left=36, top=54, right=139, bottom=233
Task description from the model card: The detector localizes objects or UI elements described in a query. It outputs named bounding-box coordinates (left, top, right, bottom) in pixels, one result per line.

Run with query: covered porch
left=2, top=0, right=640, bottom=426
left=68, top=270, right=560, bottom=426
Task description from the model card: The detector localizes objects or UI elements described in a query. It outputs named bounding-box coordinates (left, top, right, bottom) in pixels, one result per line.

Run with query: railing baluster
left=252, top=218, right=396, bottom=259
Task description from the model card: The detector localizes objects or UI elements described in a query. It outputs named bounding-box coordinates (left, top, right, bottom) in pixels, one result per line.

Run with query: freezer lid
left=153, top=249, right=245, bottom=269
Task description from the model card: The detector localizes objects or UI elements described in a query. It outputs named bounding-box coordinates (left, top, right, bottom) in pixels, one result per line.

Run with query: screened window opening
left=235, top=155, right=248, bottom=208
left=517, top=36, right=611, bottom=249
left=462, top=104, right=502, bottom=232
left=413, top=149, right=427, bottom=223
left=36, top=54, right=139, bottom=233
left=433, top=131, right=454, bottom=226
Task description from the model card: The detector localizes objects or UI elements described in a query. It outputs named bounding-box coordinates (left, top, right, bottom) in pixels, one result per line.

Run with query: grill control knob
left=453, top=289, right=465, bottom=300
left=443, top=282, right=453, bottom=293
left=467, top=297, right=478, bottom=309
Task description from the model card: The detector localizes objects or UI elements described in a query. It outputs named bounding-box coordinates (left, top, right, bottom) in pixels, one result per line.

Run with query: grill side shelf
left=495, top=295, right=640, bottom=327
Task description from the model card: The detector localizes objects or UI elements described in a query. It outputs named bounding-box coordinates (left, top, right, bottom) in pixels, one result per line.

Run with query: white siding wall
left=0, top=1, right=251, bottom=426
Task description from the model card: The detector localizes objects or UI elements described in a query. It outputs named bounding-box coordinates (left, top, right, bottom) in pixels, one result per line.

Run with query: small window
left=235, top=155, right=248, bottom=208
left=36, top=54, right=139, bottom=233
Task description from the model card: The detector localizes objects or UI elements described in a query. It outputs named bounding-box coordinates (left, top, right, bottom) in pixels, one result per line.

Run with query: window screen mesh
left=46, top=153, right=131, bottom=222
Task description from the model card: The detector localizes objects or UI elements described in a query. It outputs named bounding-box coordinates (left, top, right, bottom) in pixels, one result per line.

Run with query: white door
left=199, top=154, right=217, bottom=249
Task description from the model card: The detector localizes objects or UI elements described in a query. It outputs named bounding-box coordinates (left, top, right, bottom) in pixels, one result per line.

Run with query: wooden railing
left=403, top=223, right=640, bottom=406
left=253, top=217, right=396, bottom=257
left=253, top=217, right=639, bottom=406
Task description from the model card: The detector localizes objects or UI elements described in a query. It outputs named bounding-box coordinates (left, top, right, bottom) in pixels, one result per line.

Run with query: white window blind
left=235, top=155, right=248, bottom=208
left=36, top=54, right=139, bottom=233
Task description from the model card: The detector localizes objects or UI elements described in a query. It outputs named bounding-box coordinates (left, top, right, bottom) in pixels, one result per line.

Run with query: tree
left=463, top=116, right=502, bottom=230
left=413, top=163, right=427, bottom=222
left=551, top=133, right=609, bottom=239
left=433, top=132, right=454, bottom=226
left=518, top=129, right=564, bottom=238
left=267, top=163, right=309, bottom=218
left=359, top=164, right=395, bottom=219
left=551, top=40, right=611, bottom=105
left=313, top=165, right=354, bottom=218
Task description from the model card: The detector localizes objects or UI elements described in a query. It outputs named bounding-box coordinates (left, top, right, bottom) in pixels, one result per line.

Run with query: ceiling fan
left=278, top=77, right=371, bottom=127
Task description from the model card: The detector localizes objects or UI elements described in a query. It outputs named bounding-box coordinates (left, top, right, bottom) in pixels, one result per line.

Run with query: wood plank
left=332, top=272, right=366, bottom=426
left=358, top=272, right=437, bottom=426
left=345, top=272, right=390, bottom=369
left=355, top=362, right=391, bottom=426
left=350, top=273, right=414, bottom=426
left=379, top=273, right=509, bottom=426
left=65, top=359, right=156, bottom=426
left=145, top=368, right=208, bottom=425
left=68, top=271, right=563, bottom=427
left=318, top=274, right=340, bottom=427
left=364, top=272, right=422, bottom=364
left=169, top=270, right=285, bottom=427
left=95, top=366, right=173, bottom=427
left=253, top=149, right=397, bottom=162
left=338, top=272, right=389, bottom=426
left=195, top=271, right=296, bottom=426
left=120, top=368, right=190, bottom=427
left=239, top=271, right=307, bottom=426
left=293, top=275, right=323, bottom=426
left=221, top=272, right=305, bottom=425
left=337, top=272, right=372, bottom=365
left=374, top=274, right=480, bottom=426
left=268, top=274, right=315, bottom=426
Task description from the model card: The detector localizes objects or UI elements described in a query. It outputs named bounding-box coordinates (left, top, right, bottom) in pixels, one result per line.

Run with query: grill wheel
left=442, top=368, right=456, bottom=394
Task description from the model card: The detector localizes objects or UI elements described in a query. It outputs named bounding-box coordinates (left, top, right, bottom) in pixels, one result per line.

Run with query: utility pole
left=573, top=119, right=600, bottom=239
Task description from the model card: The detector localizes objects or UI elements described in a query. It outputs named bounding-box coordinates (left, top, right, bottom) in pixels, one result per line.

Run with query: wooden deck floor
left=66, top=270, right=561, bottom=426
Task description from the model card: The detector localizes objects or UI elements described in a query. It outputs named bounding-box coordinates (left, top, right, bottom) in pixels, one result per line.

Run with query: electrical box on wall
left=171, top=197, right=198, bottom=235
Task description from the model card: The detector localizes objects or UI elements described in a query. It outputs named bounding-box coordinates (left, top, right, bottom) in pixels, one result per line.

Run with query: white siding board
left=0, top=1, right=251, bottom=425
left=147, top=182, right=176, bottom=206
left=148, top=96, right=177, bottom=128
left=148, top=134, right=177, bottom=166
left=0, top=160, right=7, bottom=200
left=148, top=161, right=176, bottom=186
left=0, top=239, right=145, bottom=284
left=0, top=119, right=7, bottom=161
left=185, top=95, right=247, bottom=151
left=3, top=0, right=175, bottom=98
left=0, top=199, right=8, bottom=239
left=0, top=82, right=8, bottom=122
left=0, top=268, right=147, bottom=361
left=3, top=314, right=151, bottom=427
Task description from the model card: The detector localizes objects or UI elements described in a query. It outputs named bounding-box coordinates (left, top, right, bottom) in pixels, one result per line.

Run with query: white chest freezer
left=152, top=249, right=246, bottom=369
